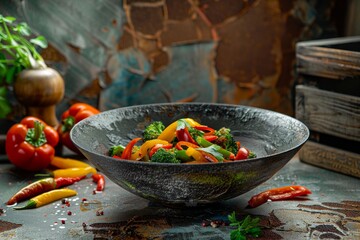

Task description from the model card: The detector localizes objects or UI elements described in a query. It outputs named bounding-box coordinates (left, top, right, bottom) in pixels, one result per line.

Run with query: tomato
left=235, top=147, right=249, bottom=160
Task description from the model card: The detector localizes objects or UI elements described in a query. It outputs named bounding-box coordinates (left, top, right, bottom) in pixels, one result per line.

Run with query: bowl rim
left=70, top=102, right=310, bottom=167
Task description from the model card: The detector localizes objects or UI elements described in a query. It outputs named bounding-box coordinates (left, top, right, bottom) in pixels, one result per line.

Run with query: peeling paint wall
left=0, top=0, right=346, bottom=117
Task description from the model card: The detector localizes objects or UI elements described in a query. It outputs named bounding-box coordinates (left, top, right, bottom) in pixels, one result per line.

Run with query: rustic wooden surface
left=296, top=36, right=360, bottom=80
left=295, top=85, right=360, bottom=142
left=299, top=141, right=360, bottom=178
left=1, top=155, right=360, bottom=239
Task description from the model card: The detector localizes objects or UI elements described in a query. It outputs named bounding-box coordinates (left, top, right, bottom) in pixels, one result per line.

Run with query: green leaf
left=197, top=145, right=224, bottom=161
left=0, top=96, right=12, bottom=118
left=5, top=66, right=16, bottom=84
left=14, top=22, right=31, bottom=36
left=228, top=212, right=261, bottom=240
left=0, top=86, right=7, bottom=97
left=30, top=36, right=48, bottom=48
left=228, top=211, right=237, bottom=223
left=0, top=63, right=6, bottom=80
left=1, top=16, right=16, bottom=23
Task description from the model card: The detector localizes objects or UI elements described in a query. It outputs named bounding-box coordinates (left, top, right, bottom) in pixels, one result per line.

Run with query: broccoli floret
left=143, top=121, right=165, bottom=141
left=109, top=145, right=125, bottom=157
left=248, top=151, right=257, bottom=159
left=150, top=148, right=180, bottom=164
left=214, top=127, right=238, bottom=154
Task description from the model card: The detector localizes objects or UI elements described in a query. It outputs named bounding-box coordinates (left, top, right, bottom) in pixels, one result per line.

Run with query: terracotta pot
left=13, top=67, right=65, bottom=127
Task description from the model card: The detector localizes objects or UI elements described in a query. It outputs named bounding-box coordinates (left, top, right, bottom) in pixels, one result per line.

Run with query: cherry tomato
left=235, top=147, right=249, bottom=160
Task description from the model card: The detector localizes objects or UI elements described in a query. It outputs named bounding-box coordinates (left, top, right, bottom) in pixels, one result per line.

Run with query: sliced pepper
left=149, top=143, right=173, bottom=158
left=157, top=118, right=201, bottom=142
left=175, top=141, right=199, bottom=150
left=121, top=137, right=142, bottom=159
left=196, top=136, right=235, bottom=159
left=176, top=127, right=197, bottom=144
left=248, top=185, right=312, bottom=208
left=203, top=135, right=218, bottom=142
left=139, top=139, right=169, bottom=159
left=193, top=125, right=215, bottom=135
left=185, top=147, right=206, bottom=162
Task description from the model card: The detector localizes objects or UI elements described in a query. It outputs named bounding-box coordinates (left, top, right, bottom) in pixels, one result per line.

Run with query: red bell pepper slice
left=176, top=127, right=197, bottom=144
left=121, top=138, right=142, bottom=159
left=175, top=141, right=199, bottom=150
left=198, top=151, right=219, bottom=163
left=194, top=125, right=215, bottom=135
left=203, top=135, right=218, bottom=142
left=149, top=144, right=173, bottom=158
left=248, top=185, right=312, bottom=208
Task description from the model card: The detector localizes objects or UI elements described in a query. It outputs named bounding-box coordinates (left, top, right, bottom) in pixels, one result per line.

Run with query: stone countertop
left=0, top=155, right=359, bottom=239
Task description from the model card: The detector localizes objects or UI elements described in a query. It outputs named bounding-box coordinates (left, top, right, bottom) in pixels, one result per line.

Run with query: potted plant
left=0, top=15, right=64, bottom=127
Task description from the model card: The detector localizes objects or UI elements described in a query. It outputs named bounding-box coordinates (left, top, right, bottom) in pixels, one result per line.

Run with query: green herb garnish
left=228, top=211, right=261, bottom=240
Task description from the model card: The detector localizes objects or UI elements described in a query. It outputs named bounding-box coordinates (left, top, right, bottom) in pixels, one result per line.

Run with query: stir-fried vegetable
left=110, top=118, right=256, bottom=164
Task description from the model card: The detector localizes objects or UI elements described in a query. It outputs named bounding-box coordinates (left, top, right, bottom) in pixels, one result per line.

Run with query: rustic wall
left=1, top=0, right=347, bottom=118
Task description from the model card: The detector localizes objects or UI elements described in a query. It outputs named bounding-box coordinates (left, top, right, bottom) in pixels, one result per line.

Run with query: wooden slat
left=295, top=85, right=360, bottom=141
left=296, top=36, right=360, bottom=79
left=299, top=141, right=360, bottom=178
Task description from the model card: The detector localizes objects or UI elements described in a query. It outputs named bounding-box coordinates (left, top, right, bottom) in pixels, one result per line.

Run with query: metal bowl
left=71, top=103, right=309, bottom=206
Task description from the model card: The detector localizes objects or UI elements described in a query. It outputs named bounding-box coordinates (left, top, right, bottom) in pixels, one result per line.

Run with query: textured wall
left=1, top=0, right=345, bottom=118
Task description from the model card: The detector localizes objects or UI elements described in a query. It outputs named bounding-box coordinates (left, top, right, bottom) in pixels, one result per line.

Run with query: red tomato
left=235, top=147, right=249, bottom=160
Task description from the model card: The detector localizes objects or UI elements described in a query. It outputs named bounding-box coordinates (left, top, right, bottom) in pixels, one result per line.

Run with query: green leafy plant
left=228, top=211, right=261, bottom=240
left=0, top=15, right=48, bottom=118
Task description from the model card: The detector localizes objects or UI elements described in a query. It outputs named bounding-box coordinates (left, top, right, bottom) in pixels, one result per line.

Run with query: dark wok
left=71, top=103, right=309, bottom=206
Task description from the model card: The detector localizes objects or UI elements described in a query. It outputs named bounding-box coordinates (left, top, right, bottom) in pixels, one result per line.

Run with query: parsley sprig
left=228, top=211, right=261, bottom=240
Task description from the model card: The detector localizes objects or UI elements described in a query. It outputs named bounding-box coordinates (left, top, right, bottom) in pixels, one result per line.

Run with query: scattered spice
left=61, top=220, right=65, bottom=224
left=96, top=210, right=104, bottom=216
left=0, top=208, right=5, bottom=216
left=67, top=211, right=72, bottom=216
left=92, top=190, right=96, bottom=195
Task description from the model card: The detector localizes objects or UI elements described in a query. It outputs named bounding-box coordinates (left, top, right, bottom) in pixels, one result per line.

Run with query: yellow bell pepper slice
left=157, top=118, right=201, bottom=142
left=139, top=139, right=170, bottom=158
left=185, top=147, right=206, bottom=162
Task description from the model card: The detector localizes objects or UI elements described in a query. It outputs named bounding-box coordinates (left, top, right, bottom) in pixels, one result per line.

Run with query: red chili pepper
left=203, top=135, right=218, bottom=142
left=54, top=176, right=85, bottom=188
left=194, top=125, right=215, bottom=135
left=6, top=116, right=59, bottom=171
left=248, top=185, right=312, bottom=208
left=235, top=147, right=249, bottom=160
left=149, top=144, right=173, bottom=158
left=58, top=103, right=100, bottom=154
left=175, top=141, right=199, bottom=150
left=6, top=178, right=56, bottom=205
left=176, top=127, right=197, bottom=144
left=6, top=176, right=83, bottom=206
left=121, top=138, right=142, bottom=159
left=92, top=174, right=105, bottom=191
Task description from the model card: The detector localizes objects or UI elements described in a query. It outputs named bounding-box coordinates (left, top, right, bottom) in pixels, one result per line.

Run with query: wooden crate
left=295, top=36, right=360, bottom=178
